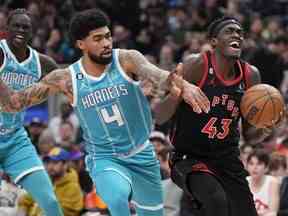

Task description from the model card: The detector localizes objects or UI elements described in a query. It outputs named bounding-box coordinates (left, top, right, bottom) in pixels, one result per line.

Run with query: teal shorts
left=0, top=127, right=44, bottom=184
left=86, top=143, right=163, bottom=212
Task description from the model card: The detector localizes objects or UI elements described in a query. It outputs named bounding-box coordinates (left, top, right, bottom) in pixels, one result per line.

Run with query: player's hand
left=181, top=80, right=210, bottom=113
left=262, top=109, right=286, bottom=136
left=168, top=63, right=210, bottom=113
left=275, top=109, right=287, bottom=127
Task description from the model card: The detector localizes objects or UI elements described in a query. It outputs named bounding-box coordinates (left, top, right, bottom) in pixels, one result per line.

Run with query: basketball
left=240, top=84, right=285, bottom=128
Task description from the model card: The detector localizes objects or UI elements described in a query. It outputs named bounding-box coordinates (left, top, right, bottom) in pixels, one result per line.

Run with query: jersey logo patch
left=76, top=73, right=84, bottom=80
left=209, top=68, right=214, bottom=74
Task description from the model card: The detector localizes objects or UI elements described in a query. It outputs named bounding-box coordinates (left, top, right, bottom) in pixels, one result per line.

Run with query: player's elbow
left=1, top=94, right=24, bottom=112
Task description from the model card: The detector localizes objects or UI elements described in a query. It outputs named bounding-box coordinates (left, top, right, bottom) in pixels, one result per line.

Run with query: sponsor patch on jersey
left=76, top=73, right=84, bottom=80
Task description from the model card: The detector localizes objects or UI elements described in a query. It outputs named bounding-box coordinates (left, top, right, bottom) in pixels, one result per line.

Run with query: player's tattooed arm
left=0, top=69, right=73, bottom=112
left=120, top=49, right=171, bottom=91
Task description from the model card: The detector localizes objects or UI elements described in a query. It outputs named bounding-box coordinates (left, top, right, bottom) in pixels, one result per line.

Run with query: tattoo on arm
left=0, top=69, right=71, bottom=112
left=123, top=50, right=170, bottom=90
left=65, top=79, right=73, bottom=96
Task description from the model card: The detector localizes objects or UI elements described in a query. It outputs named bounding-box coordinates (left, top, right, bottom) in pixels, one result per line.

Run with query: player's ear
left=210, top=38, right=217, bottom=47
left=76, top=40, right=85, bottom=50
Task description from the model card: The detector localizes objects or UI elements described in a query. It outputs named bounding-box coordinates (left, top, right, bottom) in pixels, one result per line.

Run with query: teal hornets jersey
left=0, top=39, right=41, bottom=132
left=69, top=49, right=153, bottom=158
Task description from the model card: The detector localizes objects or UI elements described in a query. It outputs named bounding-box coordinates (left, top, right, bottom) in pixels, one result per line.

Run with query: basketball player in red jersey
left=154, top=17, right=284, bottom=216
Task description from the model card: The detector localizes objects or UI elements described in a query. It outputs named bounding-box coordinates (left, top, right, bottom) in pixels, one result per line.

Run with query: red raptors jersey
left=171, top=51, right=251, bottom=158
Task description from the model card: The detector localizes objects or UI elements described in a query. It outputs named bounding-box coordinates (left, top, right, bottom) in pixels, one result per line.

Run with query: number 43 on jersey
left=201, top=117, right=232, bottom=139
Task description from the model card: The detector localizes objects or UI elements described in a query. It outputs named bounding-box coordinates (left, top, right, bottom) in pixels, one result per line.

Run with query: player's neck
left=82, top=56, right=109, bottom=77
left=6, top=40, right=28, bottom=61
left=214, top=52, right=237, bottom=79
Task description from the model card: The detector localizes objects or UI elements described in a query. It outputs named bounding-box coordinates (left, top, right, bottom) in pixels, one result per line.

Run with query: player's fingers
left=196, top=89, right=210, bottom=113
left=273, top=111, right=285, bottom=127
left=184, top=95, right=202, bottom=114
left=194, top=94, right=210, bottom=114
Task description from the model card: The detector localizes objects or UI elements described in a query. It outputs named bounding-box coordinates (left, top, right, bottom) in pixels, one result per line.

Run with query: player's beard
left=88, top=51, right=112, bottom=65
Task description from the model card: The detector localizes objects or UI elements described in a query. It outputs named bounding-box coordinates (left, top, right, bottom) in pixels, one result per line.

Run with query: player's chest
left=77, top=78, right=132, bottom=109
left=0, top=63, right=39, bottom=89
left=204, top=85, right=243, bottom=118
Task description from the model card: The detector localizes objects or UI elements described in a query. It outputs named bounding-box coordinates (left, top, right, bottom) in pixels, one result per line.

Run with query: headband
left=211, top=19, right=241, bottom=38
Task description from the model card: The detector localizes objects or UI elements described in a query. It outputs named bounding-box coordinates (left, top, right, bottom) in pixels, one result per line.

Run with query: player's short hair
left=69, top=8, right=110, bottom=45
left=247, top=149, right=270, bottom=167
left=7, top=8, right=30, bottom=25
left=207, top=16, right=241, bottom=39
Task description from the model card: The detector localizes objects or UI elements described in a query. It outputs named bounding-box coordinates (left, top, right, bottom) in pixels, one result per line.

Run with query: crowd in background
left=0, top=0, right=288, bottom=215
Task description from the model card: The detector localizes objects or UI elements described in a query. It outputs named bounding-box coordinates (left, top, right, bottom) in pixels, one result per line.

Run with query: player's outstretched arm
left=121, top=49, right=210, bottom=116
left=120, top=49, right=171, bottom=90
left=0, top=68, right=72, bottom=112
left=153, top=54, right=211, bottom=124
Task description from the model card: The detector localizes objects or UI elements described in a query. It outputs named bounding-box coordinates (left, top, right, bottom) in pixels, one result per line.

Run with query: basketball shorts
left=85, top=143, right=163, bottom=212
left=170, top=150, right=258, bottom=216
left=0, top=127, right=44, bottom=184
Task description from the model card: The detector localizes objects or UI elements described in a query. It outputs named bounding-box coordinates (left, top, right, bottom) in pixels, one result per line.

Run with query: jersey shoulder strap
left=240, top=60, right=253, bottom=89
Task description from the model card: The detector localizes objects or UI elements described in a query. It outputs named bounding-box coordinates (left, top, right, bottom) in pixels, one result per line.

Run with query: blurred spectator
left=0, top=173, right=25, bottom=216
left=0, top=10, right=7, bottom=39
left=269, top=154, right=288, bottom=216
left=37, top=129, right=55, bottom=158
left=49, top=102, right=79, bottom=144
left=248, top=35, right=288, bottom=88
left=135, top=29, right=153, bottom=54
left=269, top=154, right=287, bottom=180
left=247, top=150, right=280, bottom=216
left=276, top=136, right=288, bottom=158
left=59, top=121, right=75, bottom=150
left=248, top=14, right=264, bottom=42
left=26, top=117, right=46, bottom=152
left=46, top=28, right=75, bottom=63
left=69, top=149, right=93, bottom=194
left=278, top=176, right=288, bottom=216
left=19, top=147, right=84, bottom=216
left=112, top=24, right=135, bottom=49
left=262, top=16, right=284, bottom=41
left=240, top=143, right=255, bottom=168
left=159, top=44, right=176, bottom=71
left=149, top=131, right=170, bottom=154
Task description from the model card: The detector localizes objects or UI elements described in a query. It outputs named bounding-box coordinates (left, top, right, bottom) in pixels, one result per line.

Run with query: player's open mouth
left=14, top=34, right=25, bottom=43
left=229, top=41, right=241, bottom=50
left=102, top=51, right=112, bottom=56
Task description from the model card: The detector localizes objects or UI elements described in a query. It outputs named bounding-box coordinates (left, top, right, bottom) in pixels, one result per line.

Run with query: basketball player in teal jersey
left=0, top=9, right=63, bottom=216
left=0, top=9, right=210, bottom=216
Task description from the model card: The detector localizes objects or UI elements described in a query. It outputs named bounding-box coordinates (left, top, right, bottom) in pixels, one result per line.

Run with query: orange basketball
left=240, top=84, right=285, bottom=128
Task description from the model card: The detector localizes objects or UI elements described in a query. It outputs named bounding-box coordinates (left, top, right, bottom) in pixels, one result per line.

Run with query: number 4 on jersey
left=100, top=104, right=124, bottom=126
left=201, top=117, right=232, bottom=139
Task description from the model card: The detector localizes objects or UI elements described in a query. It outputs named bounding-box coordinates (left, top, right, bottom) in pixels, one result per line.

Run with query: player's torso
left=70, top=49, right=152, bottom=158
left=0, top=39, right=41, bottom=134
left=172, top=51, right=248, bottom=157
